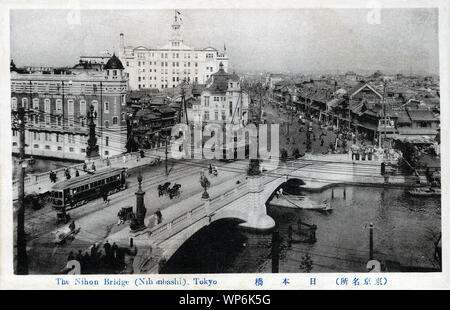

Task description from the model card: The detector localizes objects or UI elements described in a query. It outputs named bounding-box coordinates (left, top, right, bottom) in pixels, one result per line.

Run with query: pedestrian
left=321, top=138, right=324, bottom=147
left=82, top=162, right=87, bottom=171
left=76, top=250, right=83, bottom=262
left=111, top=242, right=119, bottom=260
left=106, top=157, right=110, bottom=167
left=75, top=169, right=80, bottom=177
left=102, top=188, right=109, bottom=205
left=117, top=209, right=124, bottom=225
left=67, top=251, right=75, bottom=262
left=155, top=208, right=162, bottom=224
left=49, top=171, right=54, bottom=183
left=65, top=168, right=71, bottom=180
left=82, top=252, right=91, bottom=273
left=209, top=163, right=213, bottom=174
left=91, top=162, right=96, bottom=171
left=103, top=240, right=111, bottom=256
left=122, top=155, right=126, bottom=164
left=90, top=243, right=98, bottom=259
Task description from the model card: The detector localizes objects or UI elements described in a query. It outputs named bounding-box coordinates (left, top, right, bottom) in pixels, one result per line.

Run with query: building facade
left=10, top=55, right=128, bottom=161
left=189, top=63, right=249, bottom=126
left=111, top=14, right=229, bottom=91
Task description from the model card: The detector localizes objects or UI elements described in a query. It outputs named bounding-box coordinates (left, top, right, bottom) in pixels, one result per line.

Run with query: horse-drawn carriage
left=117, top=206, right=134, bottom=225
left=158, top=182, right=182, bottom=199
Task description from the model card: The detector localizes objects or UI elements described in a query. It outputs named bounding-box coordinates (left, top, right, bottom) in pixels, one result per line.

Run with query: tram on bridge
left=50, top=167, right=127, bottom=212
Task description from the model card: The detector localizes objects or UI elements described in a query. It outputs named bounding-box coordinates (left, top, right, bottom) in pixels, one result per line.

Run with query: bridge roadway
left=103, top=156, right=387, bottom=274
left=25, top=154, right=388, bottom=274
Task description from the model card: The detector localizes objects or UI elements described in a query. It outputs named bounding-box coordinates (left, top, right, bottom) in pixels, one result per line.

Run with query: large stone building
left=189, top=63, right=249, bottom=126
left=10, top=55, right=128, bottom=160
left=113, top=13, right=229, bottom=90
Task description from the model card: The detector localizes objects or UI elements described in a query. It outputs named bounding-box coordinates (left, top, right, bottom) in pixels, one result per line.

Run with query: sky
left=10, top=8, right=439, bottom=75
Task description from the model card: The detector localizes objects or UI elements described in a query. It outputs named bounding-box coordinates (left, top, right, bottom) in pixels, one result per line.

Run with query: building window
left=22, top=98, right=28, bottom=109
left=104, top=102, right=109, bottom=113
left=11, top=97, right=17, bottom=111
left=55, top=99, right=62, bottom=112
left=113, top=117, right=118, bottom=125
left=68, top=99, right=74, bottom=115
left=215, top=111, right=219, bottom=120
left=34, top=144, right=39, bottom=149
left=222, top=111, right=226, bottom=120
left=204, top=111, right=209, bottom=120
left=105, top=136, right=109, bottom=146
left=105, top=150, right=109, bottom=156
left=80, top=100, right=86, bottom=115
left=204, top=96, right=210, bottom=107
left=32, top=98, right=39, bottom=110
left=57, top=146, right=62, bottom=151
left=69, top=147, right=74, bottom=152
left=81, top=148, right=86, bottom=153
left=45, top=115, right=51, bottom=126
left=45, top=145, right=51, bottom=150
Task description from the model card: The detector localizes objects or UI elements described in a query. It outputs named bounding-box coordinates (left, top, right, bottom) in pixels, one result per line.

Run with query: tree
left=400, top=141, right=419, bottom=172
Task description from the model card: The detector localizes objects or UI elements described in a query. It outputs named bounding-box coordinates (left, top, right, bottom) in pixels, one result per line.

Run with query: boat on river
left=270, top=194, right=332, bottom=211
left=407, top=187, right=441, bottom=197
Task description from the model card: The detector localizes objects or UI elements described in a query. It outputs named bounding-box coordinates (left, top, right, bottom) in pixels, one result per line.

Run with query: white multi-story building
left=10, top=55, right=129, bottom=161
left=114, top=14, right=229, bottom=90
left=189, top=63, right=249, bottom=126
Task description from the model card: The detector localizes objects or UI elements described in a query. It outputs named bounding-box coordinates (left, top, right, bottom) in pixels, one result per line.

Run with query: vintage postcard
left=0, top=0, right=448, bottom=291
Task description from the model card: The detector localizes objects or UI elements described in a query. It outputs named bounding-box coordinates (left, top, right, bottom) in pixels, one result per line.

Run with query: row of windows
left=202, top=111, right=227, bottom=121
left=27, top=143, right=85, bottom=153
left=137, top=77, right=198, bottom=89
left=11, top=82, right=127, bottom=95
left=10, top=97, right=123, bottom=114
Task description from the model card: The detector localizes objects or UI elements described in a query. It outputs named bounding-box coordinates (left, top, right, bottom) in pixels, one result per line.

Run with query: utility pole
left=271, top=228, right=280, bottom=273
left=16, top=104, right=28, bottom=274
left=382, top=81, right=387, bottom=143
left=165, top=136, right=169, bottom=176
left=369, top=222, right=374, bottom=260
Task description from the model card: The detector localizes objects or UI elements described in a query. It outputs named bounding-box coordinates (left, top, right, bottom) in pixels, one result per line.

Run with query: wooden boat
left=270, top=194, right=332, bottom=211
left=408, top=187, right=441, bottom=197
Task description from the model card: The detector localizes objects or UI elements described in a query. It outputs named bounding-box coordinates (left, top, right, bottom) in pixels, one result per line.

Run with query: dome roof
left=104, top=54, right=124, bottom=70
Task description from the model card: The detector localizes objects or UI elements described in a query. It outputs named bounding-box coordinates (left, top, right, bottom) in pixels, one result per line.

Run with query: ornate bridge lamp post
left=86, top=105, right=99, bottom=159
left=131, top=174, right=147, bottom=232
left=200, top=172, right=210, bottom=199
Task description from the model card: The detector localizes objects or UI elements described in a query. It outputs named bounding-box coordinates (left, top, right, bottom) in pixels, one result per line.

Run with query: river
left=161, top=186, right=441, bottom=273
left=12, top=155, right=78, bottom=179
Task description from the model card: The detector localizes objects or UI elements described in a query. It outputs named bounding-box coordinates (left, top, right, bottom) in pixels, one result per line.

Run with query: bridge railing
left=148, top=181, right=249, bottom=246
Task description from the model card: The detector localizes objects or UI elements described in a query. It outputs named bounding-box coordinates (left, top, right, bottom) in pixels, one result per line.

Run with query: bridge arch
left=262, top=177, right=306, bottom=205
left=159, top=217, right=246, bottom=273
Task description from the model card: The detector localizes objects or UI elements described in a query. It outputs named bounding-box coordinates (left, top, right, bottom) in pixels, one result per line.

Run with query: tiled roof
left=407, top=110, right=438, bottom=121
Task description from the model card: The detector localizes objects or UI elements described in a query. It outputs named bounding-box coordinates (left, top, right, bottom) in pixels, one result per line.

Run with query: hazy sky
left=10, top=8, right=439, bottom=74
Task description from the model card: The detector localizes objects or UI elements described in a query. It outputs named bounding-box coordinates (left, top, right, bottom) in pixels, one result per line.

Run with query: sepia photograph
left=1, top=0, right=447, bottom=290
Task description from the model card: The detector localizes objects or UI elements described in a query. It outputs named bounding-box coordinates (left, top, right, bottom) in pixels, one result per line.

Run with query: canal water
left=161, top=186, right=441, bottom=273
left=12, top=156, right=77, bottom=179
